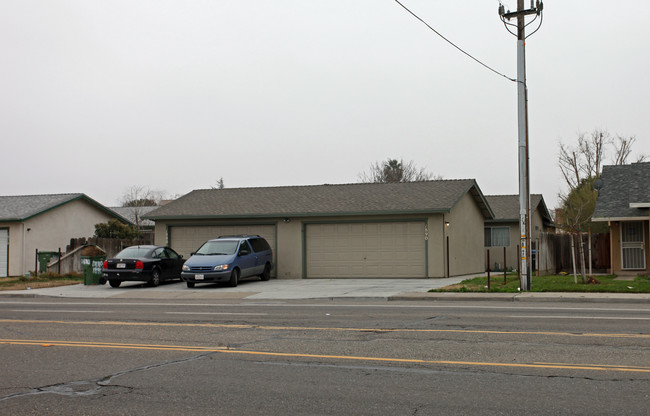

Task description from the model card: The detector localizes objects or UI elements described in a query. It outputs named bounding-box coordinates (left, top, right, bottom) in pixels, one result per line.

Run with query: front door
left=621, top=221, right=646, bottom=270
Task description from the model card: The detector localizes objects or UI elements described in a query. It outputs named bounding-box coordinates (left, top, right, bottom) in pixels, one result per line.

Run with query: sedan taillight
left=103, top=260, right=108, bottom=269
left=135, top=261, right=144, bottom=269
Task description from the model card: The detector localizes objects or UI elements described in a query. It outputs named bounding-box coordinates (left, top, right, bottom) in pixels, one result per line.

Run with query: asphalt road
left=0, top=298, right=649, bottom=415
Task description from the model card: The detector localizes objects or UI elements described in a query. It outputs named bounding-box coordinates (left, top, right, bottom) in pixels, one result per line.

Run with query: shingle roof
left=145, top=180, right=494, bottom=220
left=484, top=194, right=552, bottom=224
left=593, top=162, right=650, bottom=220
left=0, top=193, right=127, bottom=222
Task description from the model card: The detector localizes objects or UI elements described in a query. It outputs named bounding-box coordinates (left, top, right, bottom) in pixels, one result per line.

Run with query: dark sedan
left=102, top=245, right=183, bottom=288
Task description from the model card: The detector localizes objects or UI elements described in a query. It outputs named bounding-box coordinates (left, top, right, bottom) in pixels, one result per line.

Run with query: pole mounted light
left=498, top=1, right=544, bottom=291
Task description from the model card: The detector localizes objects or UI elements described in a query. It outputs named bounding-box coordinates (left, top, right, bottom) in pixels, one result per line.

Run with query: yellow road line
left=0, top=318, right=648, bottom=339
left=1, top=338, right=648, bottom=374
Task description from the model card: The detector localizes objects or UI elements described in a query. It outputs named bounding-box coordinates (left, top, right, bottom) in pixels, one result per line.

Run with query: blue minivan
left=181, top=235, right=273, bottom=288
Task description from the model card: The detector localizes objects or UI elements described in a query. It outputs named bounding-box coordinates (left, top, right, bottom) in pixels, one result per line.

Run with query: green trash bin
left=37, top=251, right=58, bottom=274
left=82, top=256, right=106, bottom=285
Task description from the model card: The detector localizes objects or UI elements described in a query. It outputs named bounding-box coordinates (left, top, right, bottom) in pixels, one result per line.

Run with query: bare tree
left=557, top=129, right=645, bottom=283
left=212, top=177, right=225, bottom=189
left=359, top=158, right=439, bottom=183
left=120, top=185, right=164, bottom=207
left=612, top=135, right=647, bottom=165
left=558, top=129, right=609, bottom=191
left=120, top=186, right=164, bottom=228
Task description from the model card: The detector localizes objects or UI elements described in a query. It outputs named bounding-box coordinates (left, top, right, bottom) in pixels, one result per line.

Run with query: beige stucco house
left=0, top=194, right=127, bottom=277
left=593, top=162, right=650, bottom=275
left=484, top=194, right=555, bottom=273
left=145, top=180, right=494, bottom=279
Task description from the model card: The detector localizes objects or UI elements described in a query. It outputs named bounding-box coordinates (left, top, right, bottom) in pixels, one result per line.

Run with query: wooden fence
left=535, top=232, right=610, bottom=274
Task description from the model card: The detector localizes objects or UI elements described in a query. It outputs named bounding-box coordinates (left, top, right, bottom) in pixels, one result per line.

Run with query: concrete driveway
left=1, top=276, right=472, bottom=301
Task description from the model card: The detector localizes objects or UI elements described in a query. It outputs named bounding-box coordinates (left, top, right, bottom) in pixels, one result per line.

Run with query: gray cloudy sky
left=1, top=1, right=648, bottom=209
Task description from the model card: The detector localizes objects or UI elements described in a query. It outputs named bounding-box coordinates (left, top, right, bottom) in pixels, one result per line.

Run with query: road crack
left=0, top=351, right=217, bottom=402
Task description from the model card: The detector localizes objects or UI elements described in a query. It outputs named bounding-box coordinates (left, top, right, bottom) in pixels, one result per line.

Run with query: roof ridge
left=192, top=179, right=477, bottom=192
left=0, top=192, right=83, bottom=198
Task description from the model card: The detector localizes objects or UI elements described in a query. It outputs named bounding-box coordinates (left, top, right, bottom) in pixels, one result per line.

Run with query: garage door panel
left=306, top=222, right=425, bottom=278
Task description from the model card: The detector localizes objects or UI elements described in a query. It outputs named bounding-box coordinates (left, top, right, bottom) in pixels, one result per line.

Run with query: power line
left=394, top=0, right=516, bottom=83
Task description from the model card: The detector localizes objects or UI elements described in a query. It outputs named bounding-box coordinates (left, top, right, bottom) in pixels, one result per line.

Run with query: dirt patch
left=0, top=278, right=83, bottom=291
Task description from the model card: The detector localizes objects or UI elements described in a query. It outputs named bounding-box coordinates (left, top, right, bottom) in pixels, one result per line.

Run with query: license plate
left=195, top=274, right=204, bottom=280
left=117, top=263, right=126, bottom=269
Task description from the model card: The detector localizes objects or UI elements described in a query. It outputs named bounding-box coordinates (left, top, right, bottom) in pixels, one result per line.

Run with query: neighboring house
left=145, top=180, right=494, bottom=279
left=0, top=194, right=128, bottom=277
left=592, top=162, right=650, bottom=275
left=484, top=194, right=555, bottom=273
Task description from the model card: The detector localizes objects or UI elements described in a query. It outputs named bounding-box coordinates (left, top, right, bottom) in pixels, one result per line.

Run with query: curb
left=389, top=292, right=650, bottom=304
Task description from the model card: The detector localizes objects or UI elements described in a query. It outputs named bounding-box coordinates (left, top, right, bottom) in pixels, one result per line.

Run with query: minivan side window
left=239, top=240, right=252, bottom=255
left=249, top=238, right=271, bottom=252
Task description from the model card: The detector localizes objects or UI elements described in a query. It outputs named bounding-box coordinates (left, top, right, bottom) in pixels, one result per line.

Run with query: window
left=239, top=240, right=252, bottom=255
left=249, top=237, right=271, bottom=253
left=485, top=227, right=510, bottom=247
left=621, top=221, right=646, bottom=270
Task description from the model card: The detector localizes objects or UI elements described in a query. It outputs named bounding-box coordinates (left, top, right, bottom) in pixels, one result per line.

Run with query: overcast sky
left=1, top=1, right=648, bottom=210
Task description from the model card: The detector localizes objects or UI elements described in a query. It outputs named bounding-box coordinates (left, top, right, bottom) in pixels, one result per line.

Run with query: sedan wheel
left=149, top=268, right=161, bottom=287
left=109, top=279, right=121, bottom=288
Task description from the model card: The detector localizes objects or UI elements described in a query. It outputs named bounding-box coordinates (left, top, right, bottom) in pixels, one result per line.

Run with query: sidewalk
left=1, top=276, right=649, bottom=303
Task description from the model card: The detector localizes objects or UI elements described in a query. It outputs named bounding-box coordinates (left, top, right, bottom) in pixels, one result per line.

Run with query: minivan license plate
left=195, top=275, right=204, bottom=280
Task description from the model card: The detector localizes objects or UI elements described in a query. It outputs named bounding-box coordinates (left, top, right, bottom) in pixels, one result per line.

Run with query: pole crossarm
left=502, top=9, right=539, bottom=20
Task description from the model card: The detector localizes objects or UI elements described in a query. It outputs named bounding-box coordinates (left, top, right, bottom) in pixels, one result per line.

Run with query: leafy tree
left=359, top=158, right=439, bottom=183
left=94, top=219, right=141, bottom=239
left=123, top=198, right=157, bottom=207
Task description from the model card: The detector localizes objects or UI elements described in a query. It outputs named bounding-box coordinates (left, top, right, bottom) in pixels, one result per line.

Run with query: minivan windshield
left=195, top=240, right=238, bottom=256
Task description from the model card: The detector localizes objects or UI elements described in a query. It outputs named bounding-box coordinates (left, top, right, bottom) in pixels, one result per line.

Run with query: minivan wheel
left=109, top=279, right=121, bottom=288
left=229, top=269, right=239, bottom=287
left=186, top=281, right=195, bottom=288
left=260, top=264, right=271, bottom=281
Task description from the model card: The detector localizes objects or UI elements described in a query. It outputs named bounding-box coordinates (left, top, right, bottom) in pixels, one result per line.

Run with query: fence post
left=487, top=249, right=491, bottom=290
left=504, top=246, right=507, bottom=284
left=34, top=249, right=38, bottom=277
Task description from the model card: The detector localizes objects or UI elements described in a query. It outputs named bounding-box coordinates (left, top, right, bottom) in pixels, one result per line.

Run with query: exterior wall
left=152, top=207, right=486, bottom=279
left=486, top=207, right=552, bottom=273
left=609, top=220, right=650, bottom=275
left=446, top=193, right=486, bottom=276
left=7, top=199, right=115, bottom=276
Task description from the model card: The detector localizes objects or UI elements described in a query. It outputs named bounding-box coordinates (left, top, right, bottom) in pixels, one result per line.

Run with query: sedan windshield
left=115, top=247, right=151, bottom=258
left=195, top=241, right=238, bottom=255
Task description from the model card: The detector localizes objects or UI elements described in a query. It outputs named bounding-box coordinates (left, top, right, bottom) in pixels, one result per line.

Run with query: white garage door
left=169, top=224, right=276, bottom=260
left=0, top=229, right=8, bottom=277
left=306, top=222, right=426, bottom=278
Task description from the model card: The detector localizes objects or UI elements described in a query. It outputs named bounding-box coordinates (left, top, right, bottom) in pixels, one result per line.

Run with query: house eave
left=146, top=209, right=453, bottom=222
left=592, top=216, right=650, bottom=222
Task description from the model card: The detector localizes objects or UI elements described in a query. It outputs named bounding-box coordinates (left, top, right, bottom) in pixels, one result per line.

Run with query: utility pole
left=499, top=1, right=543, bottom=291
